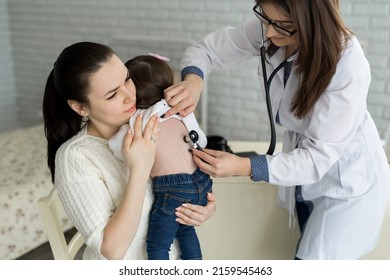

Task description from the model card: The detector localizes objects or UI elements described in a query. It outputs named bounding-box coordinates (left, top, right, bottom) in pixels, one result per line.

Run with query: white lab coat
left=181, top=19, right=390, bottom=259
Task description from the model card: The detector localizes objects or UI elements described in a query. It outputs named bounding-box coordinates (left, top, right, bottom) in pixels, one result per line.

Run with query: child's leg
left=148, top=169, right=212, bottom=260
left=147, top=208, right=179, bottom=260
left=176, top=225, right=202, bottom=260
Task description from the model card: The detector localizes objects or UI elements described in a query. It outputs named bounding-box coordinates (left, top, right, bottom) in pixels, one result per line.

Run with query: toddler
left=109, top=54, right=212, bottom=260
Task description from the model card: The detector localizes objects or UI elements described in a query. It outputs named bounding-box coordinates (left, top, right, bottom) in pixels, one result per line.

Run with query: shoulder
left=133, top=99, right=170, bottom=124
left=339, top=35, right=369, bottom=72
left=57, top=129, right=104, bottom=160
left=151, top=99, right=170, bottom=115
left=55, top=128, right=110, bottom=178
left=331, top=35, right=371, bottom=88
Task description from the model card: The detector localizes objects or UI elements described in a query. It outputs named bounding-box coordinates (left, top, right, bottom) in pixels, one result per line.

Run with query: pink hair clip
left=148, top=53, right=170, bottom=61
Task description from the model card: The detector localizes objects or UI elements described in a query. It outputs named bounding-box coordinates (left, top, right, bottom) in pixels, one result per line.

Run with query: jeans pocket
left=162, top=193, right=192, bottom=215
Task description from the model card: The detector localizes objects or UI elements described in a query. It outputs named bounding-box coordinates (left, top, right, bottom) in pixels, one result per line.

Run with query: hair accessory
left=148, top=53, right=170, bottom=61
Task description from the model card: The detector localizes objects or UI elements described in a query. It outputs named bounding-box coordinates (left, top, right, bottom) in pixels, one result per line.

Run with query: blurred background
left=1, top=0, right=390, bottom=261
left=1, top=0, right=389, bottom=141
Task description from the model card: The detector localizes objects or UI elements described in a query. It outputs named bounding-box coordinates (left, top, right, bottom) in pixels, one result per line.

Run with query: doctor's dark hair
left=42, top=42, right=114, bottom=182
left=125, top=55, right=173, bottom=109
left=255, top=0, right=351, bottom=119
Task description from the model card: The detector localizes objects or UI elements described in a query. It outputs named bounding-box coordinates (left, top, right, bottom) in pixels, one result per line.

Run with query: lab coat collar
left=264, top=43, right=291, bottom=96
left=266, top=43, right=289, bottom=67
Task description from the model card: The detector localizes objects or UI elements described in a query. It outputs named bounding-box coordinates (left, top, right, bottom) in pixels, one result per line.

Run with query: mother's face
left=85, top=54, right=137, bottom=137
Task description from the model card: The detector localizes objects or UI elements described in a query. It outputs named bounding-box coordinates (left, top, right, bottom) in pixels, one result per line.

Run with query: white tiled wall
left=2, top=0, right=390, bottom=141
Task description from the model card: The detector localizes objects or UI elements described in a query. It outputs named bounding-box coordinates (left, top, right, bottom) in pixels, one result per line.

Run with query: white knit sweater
left=55, top=125, right=179, bottom=259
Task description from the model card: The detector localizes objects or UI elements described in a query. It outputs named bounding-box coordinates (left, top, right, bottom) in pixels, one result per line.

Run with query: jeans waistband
left=152, top=168, right=209, bottom=187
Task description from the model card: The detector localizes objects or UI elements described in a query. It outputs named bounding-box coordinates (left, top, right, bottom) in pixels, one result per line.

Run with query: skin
left=260, top=2, right=298, bottom=57
left=163, top=2, right=298, bottom=178
left=67, top=54, right=216, bottom=259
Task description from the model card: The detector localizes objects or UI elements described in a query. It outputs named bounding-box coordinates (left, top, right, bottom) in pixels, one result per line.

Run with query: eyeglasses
left=252, top=4, right=296, bottom=37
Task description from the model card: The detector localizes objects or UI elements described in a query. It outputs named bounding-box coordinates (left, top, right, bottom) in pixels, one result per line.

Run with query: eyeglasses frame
left=252, top=4, right=297, bottom=37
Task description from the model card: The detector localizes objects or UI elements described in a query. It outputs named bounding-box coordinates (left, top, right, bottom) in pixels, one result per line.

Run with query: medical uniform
left=180, top=19, right=390, bottom=259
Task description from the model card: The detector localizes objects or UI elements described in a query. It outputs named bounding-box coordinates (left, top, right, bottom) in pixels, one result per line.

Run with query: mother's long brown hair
left=256, top=0, right=351, bottom=119
left=42, top=42, right=114, bottom=182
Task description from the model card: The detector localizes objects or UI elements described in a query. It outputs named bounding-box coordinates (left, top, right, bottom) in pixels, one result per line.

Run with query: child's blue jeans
left=147, top=168, right=213, bottom=260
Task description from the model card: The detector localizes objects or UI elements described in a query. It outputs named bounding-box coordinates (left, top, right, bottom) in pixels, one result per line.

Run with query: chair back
left=37, top=187, right=85, bottom=260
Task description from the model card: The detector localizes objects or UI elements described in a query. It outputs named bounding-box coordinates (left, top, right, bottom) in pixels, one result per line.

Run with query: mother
left=42, top=42, right=216, bottom=259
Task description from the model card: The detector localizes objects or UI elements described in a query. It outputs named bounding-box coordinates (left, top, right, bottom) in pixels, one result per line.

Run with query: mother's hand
left=122, top=115, right=159, bottom=177
left=175, top=192, right=217, bottom=226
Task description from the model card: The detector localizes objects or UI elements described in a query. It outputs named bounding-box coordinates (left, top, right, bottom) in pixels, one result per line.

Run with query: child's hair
left=125, top=55, right=174, bottom=109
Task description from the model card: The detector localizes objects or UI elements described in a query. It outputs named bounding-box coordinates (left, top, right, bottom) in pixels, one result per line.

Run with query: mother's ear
left=67, top=100, right=89, bottom=117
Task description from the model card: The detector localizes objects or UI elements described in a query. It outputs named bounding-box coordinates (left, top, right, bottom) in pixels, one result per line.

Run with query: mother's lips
left=125, top=105, right=136, bottom=113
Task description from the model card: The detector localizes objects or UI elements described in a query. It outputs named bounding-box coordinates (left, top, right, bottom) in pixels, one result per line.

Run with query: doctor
left=164, top=0, right=390, bottom=259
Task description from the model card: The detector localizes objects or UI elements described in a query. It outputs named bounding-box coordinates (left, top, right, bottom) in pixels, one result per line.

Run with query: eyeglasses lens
left=252, top=5, right=294, bottom=37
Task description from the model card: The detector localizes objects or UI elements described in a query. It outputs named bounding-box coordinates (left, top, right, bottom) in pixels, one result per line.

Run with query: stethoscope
left=184, top=25, right=299, bottom=156
left=260, top=24, right=298, bottom=155
left=184, top=130, right=203, bottom=151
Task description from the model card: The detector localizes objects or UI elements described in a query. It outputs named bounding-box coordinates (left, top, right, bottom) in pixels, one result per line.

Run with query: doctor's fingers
left=191, top=149, right=225, bottom=177
left=164, top=85, right=196, bottom=117
left=166, top=99, right=193, bottom=118
left=164, top=96, right=194, bottom=118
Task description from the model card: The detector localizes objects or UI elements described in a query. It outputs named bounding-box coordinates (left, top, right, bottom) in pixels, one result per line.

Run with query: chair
left=37, top=187, right=85, bottom=260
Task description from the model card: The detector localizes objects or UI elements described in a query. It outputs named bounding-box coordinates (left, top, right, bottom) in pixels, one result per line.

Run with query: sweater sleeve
left=55, top=143, right=115, bottom=259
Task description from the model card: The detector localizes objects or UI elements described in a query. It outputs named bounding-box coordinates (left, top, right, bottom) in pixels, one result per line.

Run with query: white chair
left=37, top=187, right=85, bottom=260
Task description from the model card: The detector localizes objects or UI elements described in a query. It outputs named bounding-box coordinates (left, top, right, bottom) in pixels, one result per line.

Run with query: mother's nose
left=123, top=88, right=135, bottom=104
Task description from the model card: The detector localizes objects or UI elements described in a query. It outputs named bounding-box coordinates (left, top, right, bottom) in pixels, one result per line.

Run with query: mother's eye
left=106, top=92, right=117, bottom=100
left=125, top=70, right=131, bottom=82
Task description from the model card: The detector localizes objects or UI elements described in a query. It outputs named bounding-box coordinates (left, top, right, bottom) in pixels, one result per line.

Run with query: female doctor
left=164, top=0, right=390, bottom=259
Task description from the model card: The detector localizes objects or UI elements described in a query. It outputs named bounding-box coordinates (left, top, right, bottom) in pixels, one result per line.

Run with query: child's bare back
left=151, top=118, right=197, bottom=177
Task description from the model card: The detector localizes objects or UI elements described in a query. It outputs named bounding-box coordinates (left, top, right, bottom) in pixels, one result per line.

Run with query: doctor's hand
left=175, top=192, right=217, bottom=226
left=163, top=74, right=204, bottom=118
left=191, top=148, right=252, bottom=178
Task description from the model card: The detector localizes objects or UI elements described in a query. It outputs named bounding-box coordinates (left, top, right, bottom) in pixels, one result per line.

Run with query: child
left=109, top=54, right=213, bottom=260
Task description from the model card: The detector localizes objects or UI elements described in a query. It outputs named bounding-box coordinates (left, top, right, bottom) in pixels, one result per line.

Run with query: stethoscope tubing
left=260, top=45, right=297, bottom=155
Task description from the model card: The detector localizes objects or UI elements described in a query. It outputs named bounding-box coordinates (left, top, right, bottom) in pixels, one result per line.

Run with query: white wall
left=0, top=0, right=19, bottom=132
left=4, top=0, right=390, bottom=141
left=341, top=0, right=390, bottom=139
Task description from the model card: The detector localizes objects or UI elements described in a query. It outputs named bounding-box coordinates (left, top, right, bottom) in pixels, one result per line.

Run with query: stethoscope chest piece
left=183, top=130, right=203, bottom=150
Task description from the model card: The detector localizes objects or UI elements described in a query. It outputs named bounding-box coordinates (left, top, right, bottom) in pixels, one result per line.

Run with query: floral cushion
left=0, top=124, right=72, bottom=259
